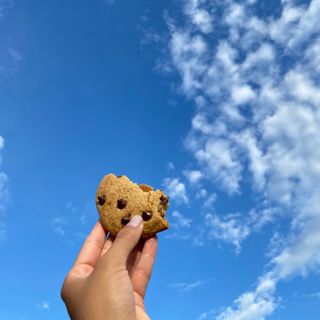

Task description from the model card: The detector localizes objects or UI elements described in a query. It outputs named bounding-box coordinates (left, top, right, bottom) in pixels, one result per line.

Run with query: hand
left=61, top=216, right=158, bottom=320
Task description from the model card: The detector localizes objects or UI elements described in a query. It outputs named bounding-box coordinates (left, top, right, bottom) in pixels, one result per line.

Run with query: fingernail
left=128, top=215, right=143, bottom=228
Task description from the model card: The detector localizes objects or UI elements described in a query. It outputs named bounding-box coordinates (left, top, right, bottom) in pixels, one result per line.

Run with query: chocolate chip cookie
left=96, top=174, right=169, bottom=238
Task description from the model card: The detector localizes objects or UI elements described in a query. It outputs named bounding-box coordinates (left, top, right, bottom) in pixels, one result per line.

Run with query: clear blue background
left=0, top=0, right=319, bottom=319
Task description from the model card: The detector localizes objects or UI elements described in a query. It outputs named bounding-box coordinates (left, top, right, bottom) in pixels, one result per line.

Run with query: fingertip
left=73, top=220, right=106, bottom=269
left=96, top=219, right=105, bottom=230
left=143, top=235, right=158, bottom=255
left=127, top=215, right=143, bottom=228
left=146, top=234, right=158, bottom=243
left=107, top=217, right=144, bottom=264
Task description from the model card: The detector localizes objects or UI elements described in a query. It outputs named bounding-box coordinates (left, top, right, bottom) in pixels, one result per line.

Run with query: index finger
left=73, top=221, right=106, bottom=269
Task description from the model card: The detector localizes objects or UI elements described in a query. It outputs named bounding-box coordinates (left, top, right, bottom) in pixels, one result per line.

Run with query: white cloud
left=191, top=113, right=217, bottom=135
left=41, top=300, right=50, bottom=310
left=287, top=0, right=320, bottom=49
left=194, top=139, right=243, bottom=194
left=184, top=0, right=213, bottom=33
left=217, top=275, right=277, bottom=320
left=183, top=169, right=203, bottom=184
left=0, top=221, right=6, bottom=242
left=272, top=217, right=320, bottom=279
left=171, top=278, right=213, bottom=292
left=197, top=309, right=216, bottom=320
left=201, top=206, right=279, bottom=252
left=169, top=29, right=207, bottom=96
left=196, top=188, right=207, bottom=199
left=269, top=3, right=304, bottom=45
left=8, top=48, right=22, bottom=62
left=0, top=172, right=8, bottom=211
left=284, top=69, right=320, bottom=105
left=242, top=43, right=275, bottom=71
left=164, top=0, right=320, bottom=318
left=302, top=292, right=320, bottom=300
left=171, top=210, right=192, bottom=228
left=202, top=193, right=216, bottom=208
left=163, top=177, right=189, bottom=204
left=231, top=85, right=256, bottom=106
left=234, top=130, right=268, bottom=190
left=269, top=0, right=320, bottom=50
left=52, top=217, right=68, bottom=236
left=0, top=0, right=13, bottom=17
left=225, top=3, right=246, bottom=28
left=167, top=161, right=175, bottom=171
left=205, top=213, right=250, bottom=253
left=66, top=201, right=78, bottom=213
left=304, top=38, right=320, bottom=73
left=0, top=136, right=8, bottom=242
left=51, top=201, right=96, bottom=244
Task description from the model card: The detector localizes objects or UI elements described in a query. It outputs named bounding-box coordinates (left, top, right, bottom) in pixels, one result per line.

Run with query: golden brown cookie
left=96, top=173, right=169, bottom=238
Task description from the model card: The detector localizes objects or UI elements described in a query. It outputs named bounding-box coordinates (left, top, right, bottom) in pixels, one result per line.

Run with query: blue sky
left=1, top=0, right=320, bottom=319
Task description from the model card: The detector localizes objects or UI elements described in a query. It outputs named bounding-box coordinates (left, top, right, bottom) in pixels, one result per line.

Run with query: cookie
left=96, top=173, right=169, bottom=238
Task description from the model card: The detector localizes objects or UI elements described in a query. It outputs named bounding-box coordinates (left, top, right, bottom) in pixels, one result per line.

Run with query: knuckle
left=60, top=280, right=69, bottom=302
left=105, top=255, right=125, bottom=270
left=85, top=237, right=104, bottom=249
left=60, top=272, right=74, bottom=302
left=134, top=266, right=150, bottom=282
left=97, top=252, right=123, bottom=270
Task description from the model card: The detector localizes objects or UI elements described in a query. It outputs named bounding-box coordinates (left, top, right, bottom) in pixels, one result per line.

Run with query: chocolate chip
left=117, top=175, right=123, bottom=178
left=121, top=214, right=131, bottom=225
left=160, top=195, right=169, bottom=206
left=97, top=195, right=106, bottom=206
left=142, top=211, right=153, bottom=221
left=117, top=199, right=127, bottom=209
left=139, top=184, right=153, bottom=192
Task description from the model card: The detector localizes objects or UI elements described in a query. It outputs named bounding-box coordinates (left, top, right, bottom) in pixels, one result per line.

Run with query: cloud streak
left=0, top=136, right=8, bottom=242
left=171, top=277, right=213, bottom=292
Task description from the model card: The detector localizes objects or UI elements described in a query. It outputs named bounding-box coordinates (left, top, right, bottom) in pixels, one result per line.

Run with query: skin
left=61, top=216, right=158, bottom=320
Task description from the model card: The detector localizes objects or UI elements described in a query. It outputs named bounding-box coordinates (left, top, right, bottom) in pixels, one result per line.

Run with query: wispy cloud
left=0, top=0, right=13, bottom=17
left=165, top=210, right=193, bottom=241
left=196, top=308, right=216, bottom=320
left=163, top=177, right=189, bottom=204
left=171, top=278, right=213, bottom=292
left=0, top=136, right=9, bottom=242
left=184, top=0, right=213, bottom=34
left=183, top=169, right=203, bottom=184
left=8, top=48, right=22, bottom=62
left=0, top=221, right=6, bottom=242
left=52, top=217, right=68, bottom=236
left=171, top=210, right=192, bottom=228
left=163, top=0, right=320, bottom=318
left=309, top=292, right=320, bottom=300
left=196, top=206, right=279, bottom=253
left=202, top=193, right=216, bottom=208
left=166, top=162, right=175, bottom=171
left=205, top=213, right=249, bottom=254
left=52, top=201, right=96, bottom=244
left=299, top=292, right=320, bottom=300
left=41, top=300, right=50, bottom=310
left=0, top=2, right=21, bottom=77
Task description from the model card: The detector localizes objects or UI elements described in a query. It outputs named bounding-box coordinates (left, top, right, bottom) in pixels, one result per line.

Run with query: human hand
left=61, top=216, right=158, bottom=320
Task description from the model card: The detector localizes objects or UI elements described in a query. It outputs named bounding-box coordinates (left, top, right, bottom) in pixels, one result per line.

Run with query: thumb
left=108, top=215, right=143, bottom=265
